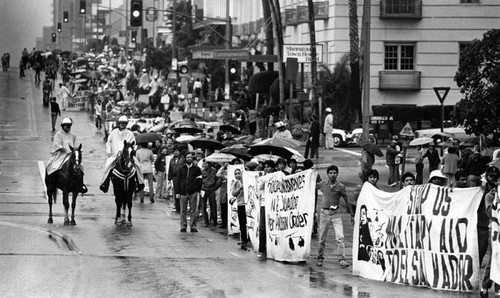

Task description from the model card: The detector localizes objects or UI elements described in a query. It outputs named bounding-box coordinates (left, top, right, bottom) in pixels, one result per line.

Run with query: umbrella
left=253, top=154, right=281, bottom=163
left=170, top=119, right=193, bottom=128
left=235, top=135, right=256, bottom=145
left=70, top=69, right=86, bottom=76
left=459, top=135, right=492, bottom=147
left=182, top=112, right=203, bottom=120
left=135, top=132, right=162, bottom=144
left=219, top=125, right=241, bottom=135
left=438, top=139, right=459, bottom=148
left=220, top=145, right=252, bottom=161
left=81, top=70, right=101, bottom=80
left=60, top=50, right=72, bottom=57
left=173, top=126, right=203, bottom=135
left=205, top=152, right=236, bottom=163
left=360, top=143, right=383, bottom=157
left=409, top=137, right=434, bottom=146
left=489, top=159, right=500, bottom=169
left=142, top=107, right=162, bottom=116
left=431, top=132, right=454, bottom=142
left=176, top=135, right=200, bottom=143
left=255, top=136, right=304, bottom=148
left=248, top=145, right=304, bottom=161
left=133, top=101, right=149, bottom=109
left=189, top=138, right=224, bottom=151
left=221, top=139, right=239, bottom=147
left=116, top=101, right=131, bottom=107
left=72, top=78, right=88, bottom=84
left=41, top=52, right=52, bottom=57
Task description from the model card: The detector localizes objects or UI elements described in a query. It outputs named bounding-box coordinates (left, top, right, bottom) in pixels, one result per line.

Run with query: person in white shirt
left=58, top=83, right=73, bottom=111
left=273, top=121, right=292, bottom=139
left=99, top=116, right=144, bottom=192
left=324, top=107, right=334, bottom=149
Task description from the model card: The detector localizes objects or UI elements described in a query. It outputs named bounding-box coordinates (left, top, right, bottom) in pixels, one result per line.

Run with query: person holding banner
left=257, top=160, right=276, bottom=259
left=230, top=168, right=249, bottom=249
left=316, top=165, right=355, bottom=268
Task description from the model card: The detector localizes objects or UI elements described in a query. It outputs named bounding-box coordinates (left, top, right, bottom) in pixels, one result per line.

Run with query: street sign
left=433, top=87, right=450, bottom=104
left=283, top=44, right=324, bottom=63
left=213, top=49, right=249, bottom=60
left=399, top=122, right=414, bottom=138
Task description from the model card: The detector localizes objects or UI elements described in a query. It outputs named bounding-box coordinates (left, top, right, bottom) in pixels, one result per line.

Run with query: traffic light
left=79, top=1, right=86, bottom=14
left=130, top=0, right=143, bottom=27
left=229, top=60, right=239, bottom=81
left=131, top=30, right=137, bottom=43
left=51, top=33, right=56, bottom=42
left=63, top=11, right=69, bottom=23
left=57, top=22, right=62, bottom=33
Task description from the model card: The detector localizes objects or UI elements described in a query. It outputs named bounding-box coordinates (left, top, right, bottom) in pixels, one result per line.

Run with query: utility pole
left=361, top=0, right=371, bottom=142
left=225, top=0, right=232, bottom=112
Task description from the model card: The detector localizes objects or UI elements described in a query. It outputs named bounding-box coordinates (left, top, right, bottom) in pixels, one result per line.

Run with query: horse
left=109, top=141, right=140, bottom=226
left=45, top=144, right=84, bottom=225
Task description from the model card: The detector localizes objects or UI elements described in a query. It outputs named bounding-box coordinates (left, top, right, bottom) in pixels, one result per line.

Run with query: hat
left=245, top=161, right=258, bottom=170
left=325, top=107, right=332, bottom=113
left=428, top=170, right=446, bottom=182
left=275, top=121, right=283, bottom=128
left=485, top=166, right=500, bottom=177
left=277, top=158, right=287, bottom=165
left=61, top=118, right=72, bottom=125
left=118, top=116, right=128, bottom=123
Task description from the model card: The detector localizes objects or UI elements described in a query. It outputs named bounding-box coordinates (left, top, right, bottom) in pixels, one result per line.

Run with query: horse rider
left=99, top=115, right=144, bottom=193
left=46, top=118, right=88, bottom=193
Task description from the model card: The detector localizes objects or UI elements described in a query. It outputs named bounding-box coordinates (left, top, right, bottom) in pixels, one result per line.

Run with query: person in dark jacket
left=175, top=151, right=202, bottom=232
left=423, top=144, right=441, bottom=177
left=168, top=145, right=185, bottom=213
left=308, top=115, right=321, bottom=159
left=200, top=159, right=218, bottom=227
left=386, top=139, right=401, bottom=187
left=154, top=146, right=168, bottom=201
left=50, top=97, right=61, bottom=131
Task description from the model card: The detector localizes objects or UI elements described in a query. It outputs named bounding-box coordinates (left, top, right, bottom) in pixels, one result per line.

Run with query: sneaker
left=180, top=228, right=186, bottom=232
left=339, top=260, right=349, bottom=268
left=191, top=228, right=198, bottom=232
left=316, top=259, right=323, bottom=267
left=479, top=288, right=488, bottom=298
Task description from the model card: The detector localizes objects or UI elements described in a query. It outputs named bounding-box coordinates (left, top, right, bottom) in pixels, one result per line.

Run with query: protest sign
left=353, top=183, right=483, bottom=292
left=264, top=169, right=317, bottom=262
left=227, top=165, right=244, bottom=235
left=243, top=171, right=263, bottom=252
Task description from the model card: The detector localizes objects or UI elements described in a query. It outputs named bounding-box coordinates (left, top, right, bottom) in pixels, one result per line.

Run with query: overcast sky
left=0, top=0, right=52, bottom=62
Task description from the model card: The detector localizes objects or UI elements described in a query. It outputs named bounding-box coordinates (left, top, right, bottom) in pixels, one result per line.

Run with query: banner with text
left=227, top=165, right=244, bottom=235
left=491, top=186, right=500, bottom=285
left=243, top=171, right=264, bottom=252
left=352, top=183, right=483, bottom=292
left=264, top=169, right=316, bottom=262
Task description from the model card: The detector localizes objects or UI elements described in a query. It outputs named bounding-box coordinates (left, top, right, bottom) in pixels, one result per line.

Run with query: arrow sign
left=433, top=87, right=450, bottom=104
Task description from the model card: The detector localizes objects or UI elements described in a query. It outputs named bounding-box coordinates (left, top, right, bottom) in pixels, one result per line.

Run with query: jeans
left=180, top=193, right=198, bottom=229
left=317, top=209, right=345, bottom=261
left=415, top=163, right=424, bottom=184
left=387, top=164, right=399, bottom=185
left=138, top=173, right=154, bottom=201
left=238, top=205, right=248, bottom=244
left=201, top=189, right=217, bottom=225
left=154, top=171, right=166, bottom=200
left=258, top=206, right=266, bottom=253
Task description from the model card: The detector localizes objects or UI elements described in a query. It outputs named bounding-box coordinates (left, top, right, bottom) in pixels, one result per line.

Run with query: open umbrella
left=81, top=70, right=101, bottom=80
left=255, top=136, right=304, bottom=148
left=248, top=145, right=304, bottom=161
left=234, top=135, right=256, bottom=145
left=182, top=112, right=203, bottom=120
left=176, top=135, right=199, bottom=143
left=360, top=143, right=383, bottom=157
left=220, top=145, right=252, bottom=161
left=70, top=69, right=86, bottom=76
left=205, top=152, right=236, bottom=163
left=189, top=138, right=224, bottom=151
left=253, top=154, right=281, bottom=163
left=459, top=135, right=492, bottom=147
left=219, top=125, right=241, bottom=135
left=173, top=126, right=203, bottom=135
left=409, top=137, right=433, bottom=146
left=135, top=132, right=162, bottom=144
left=221, top=139, right=239, bottom=147
left=72, top=78, right=88, bottom=84
left=431, top=132, right=454, bottom=142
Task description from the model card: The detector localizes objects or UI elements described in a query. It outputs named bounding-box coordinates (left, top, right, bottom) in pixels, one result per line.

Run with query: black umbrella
left=182, top=112, right=203, bottom=120
left=220, top=146, right=252, bottom=161
left=189, top=138, right=224, bottom=151
left=360, top=143, right=383, bottom=157
left=219, top=125, right=241, bottom=135
left=173, top=126, right=203, bottom=135
left=460, top=135, right=492, bottom=147
left=135, top=132, right=162, bottom=144
left=248, top=145, right=300, bottom=160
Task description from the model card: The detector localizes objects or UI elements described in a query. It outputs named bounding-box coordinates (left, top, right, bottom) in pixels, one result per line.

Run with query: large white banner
left=264, top=169, right=317, bottom=262
left=243, top=171, right=263, bottom=252
left=227, top=165, right=244, bottom=235
left=491, top=186, right=500, bottom=285
left=353, top=183, right=483, bottom=292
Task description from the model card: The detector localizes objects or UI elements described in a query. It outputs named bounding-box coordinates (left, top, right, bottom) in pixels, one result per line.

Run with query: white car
left=414, top=125, right=471, bottom=141
left=331, top=128, right=377, bottom=147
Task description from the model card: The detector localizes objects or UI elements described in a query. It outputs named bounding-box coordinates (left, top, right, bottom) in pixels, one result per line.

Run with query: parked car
left=414, top=125, right=472, bottom=142
left=331, top=128, right=377, bottom=147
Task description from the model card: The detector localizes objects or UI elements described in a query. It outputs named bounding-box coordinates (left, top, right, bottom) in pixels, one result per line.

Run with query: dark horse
left=109, top=141, right=140, bottom=226
left=45, top=144, right=84, bottom=225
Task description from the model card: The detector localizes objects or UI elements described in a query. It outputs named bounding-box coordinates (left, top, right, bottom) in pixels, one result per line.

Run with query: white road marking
left=229, top=251, right=244, bottom=258
left=334, top=147, right=362, bottom=156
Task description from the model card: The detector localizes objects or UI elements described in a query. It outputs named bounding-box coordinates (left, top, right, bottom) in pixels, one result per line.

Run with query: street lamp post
left=433, top=87, right=450, bottom=133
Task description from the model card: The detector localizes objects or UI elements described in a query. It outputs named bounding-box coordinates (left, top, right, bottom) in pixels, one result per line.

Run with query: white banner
left=243, top=171, right=264, bottom=252
left=491, top=186, right=500, bottom=285
left=264, top=169, right=317, bottom=262
left=227, top=165, right=244, bottom=235
left=353, top=183, right=483, bottom=292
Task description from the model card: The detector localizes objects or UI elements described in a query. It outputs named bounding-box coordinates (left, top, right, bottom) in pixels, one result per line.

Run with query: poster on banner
left=491, top=187, right=500, bottom=285
left=227, top=165, right=244, bottom=235
left=243, top=171, right=264, bottom=252
left=264, top=169, right=316, bottom=262
left=352, top=182, right=483, bottom=292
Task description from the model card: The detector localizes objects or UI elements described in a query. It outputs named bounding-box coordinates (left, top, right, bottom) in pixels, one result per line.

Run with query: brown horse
left=45, top=144, right=84, bottom=225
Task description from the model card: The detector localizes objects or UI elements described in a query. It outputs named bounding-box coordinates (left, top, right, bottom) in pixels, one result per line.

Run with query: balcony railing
left=379, top=71, right=421, bottom=90
left=380, top=0, right=422, bottom=19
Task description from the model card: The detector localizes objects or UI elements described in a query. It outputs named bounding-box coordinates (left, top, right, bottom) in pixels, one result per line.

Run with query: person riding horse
left=100, top=115, right=144, bottom=193
left=46, top=118, right=88, bottom=193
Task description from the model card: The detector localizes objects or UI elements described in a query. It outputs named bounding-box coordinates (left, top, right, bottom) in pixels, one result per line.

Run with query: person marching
left=175, top=151, right=203, bottom=232
left=99, top=116, right=144, bottom=193
left=49, top=97, right=61, bottom=131
left=58, top=83, right=73, bottom=111
left=46, top=118, right=87, bottom=193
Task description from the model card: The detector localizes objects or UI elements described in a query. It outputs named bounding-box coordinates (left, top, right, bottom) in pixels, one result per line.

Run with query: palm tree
left=261, top=0, right=274, bottom=71
left=349, top=0, right=362, bottom=121
left=269, top=0, right=285, bottom=104
left=307, top=0, right=319, bottom=116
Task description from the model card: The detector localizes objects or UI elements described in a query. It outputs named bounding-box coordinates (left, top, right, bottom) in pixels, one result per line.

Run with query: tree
left=453, top=29, right=500, bottom=137
left=269, top=0, right=285, bottom=104
left=261, top=0, right=274, bottom=71
left=349, top=0, right=362, bottom=122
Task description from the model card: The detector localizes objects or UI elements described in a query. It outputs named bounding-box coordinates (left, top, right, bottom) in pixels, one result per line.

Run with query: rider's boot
left=99, top=176, right=110, bottom=193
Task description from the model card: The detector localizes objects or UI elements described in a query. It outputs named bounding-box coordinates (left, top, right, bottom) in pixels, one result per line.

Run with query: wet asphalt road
left=0, top=68, right=476, bottom=297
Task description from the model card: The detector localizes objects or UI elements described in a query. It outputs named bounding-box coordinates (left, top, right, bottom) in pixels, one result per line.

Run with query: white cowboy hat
left=325, top=107, right=332, bottom=113
left=428, top=170, right=446, bottom=182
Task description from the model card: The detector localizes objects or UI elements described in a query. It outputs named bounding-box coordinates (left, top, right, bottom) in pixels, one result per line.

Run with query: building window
left=460, top=0, right=479, bottom=4
left=385, top=0, right=417, bottom=14
left=384, top=44, right=415, bottom=70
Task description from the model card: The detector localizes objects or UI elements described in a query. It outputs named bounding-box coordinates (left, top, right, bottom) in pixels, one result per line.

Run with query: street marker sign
left=399, top=122, right=414, bottom=138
